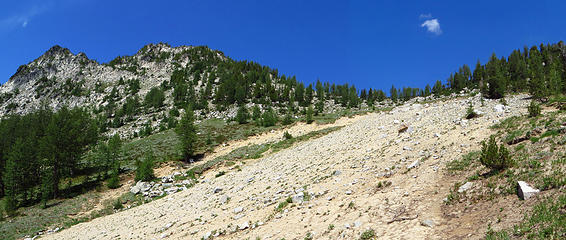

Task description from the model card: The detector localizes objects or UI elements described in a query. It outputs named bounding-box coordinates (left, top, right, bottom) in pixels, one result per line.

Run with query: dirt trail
left=43, top=95, right=529, bottom=240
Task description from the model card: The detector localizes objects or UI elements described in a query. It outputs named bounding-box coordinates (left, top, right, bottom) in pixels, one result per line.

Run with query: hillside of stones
left=42, top=94, right=531, bottom=240
left=0, top=43, right=365, bottom=138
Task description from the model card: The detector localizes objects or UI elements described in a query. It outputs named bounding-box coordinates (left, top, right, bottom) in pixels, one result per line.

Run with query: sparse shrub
left=186, top=169, right=196, bottom=179
left=480, top=135, right=513, bottom=171
left=304, top=232, right=313, bottom=240
left=500, top=97, right=507, bottom=106
left=277, top=197, right=293, bottom=212
left=359, top=229, right=376, bottom=240
left=282, top=113, right=294, bottom=125
left=135, top=152, right=155, bottom=182
left=283, top=131, right=293, bottom=140
left=528, top=101, right=541, bottom=118
left=215, top=171, right=226, bottom=178
left=465, top=103, right=477, bottom=119
left=112, top=198, right=123, bottom=210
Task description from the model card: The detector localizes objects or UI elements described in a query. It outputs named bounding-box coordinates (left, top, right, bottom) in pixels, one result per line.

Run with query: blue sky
left=1, top=0, right=565, bottom=92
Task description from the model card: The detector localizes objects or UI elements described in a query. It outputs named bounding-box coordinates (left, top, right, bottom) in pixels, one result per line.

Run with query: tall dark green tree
left=484, top=53, right=506, bottom=99
left=235, top=105, right=250, bottom=124
left=390, top=85, right=398, bottom=103
left=176, top=106, right=197, bottom=160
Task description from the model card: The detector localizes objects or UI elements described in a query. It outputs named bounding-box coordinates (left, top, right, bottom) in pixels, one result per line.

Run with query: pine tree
left=390, top=85, right=398, bottom=103
left=484, top=53, right=505, bottom=99
left=176, top=106, right=197, bottom=160
left=306, top=106, right=314, bottom=124
left=235, top=105, right=250, bottom=124
left=135, top=152, right=155, bottom=182
left=252, top=106, right=261, bottom=121
left=39, top=158, right=53, bottom=209
left=144, top=87, right=165, bottom=109
left=528, top=46, right=546, bottom=99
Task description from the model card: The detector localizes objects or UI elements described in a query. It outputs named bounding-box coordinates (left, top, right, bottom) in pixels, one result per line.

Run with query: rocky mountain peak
left=44, top=45, right=73, bottom=58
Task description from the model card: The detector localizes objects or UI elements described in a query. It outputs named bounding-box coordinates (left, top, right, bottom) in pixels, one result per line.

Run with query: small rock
left=234, top=207, right=244, bottom=213
left=238, top=222, right=249, bottom=230
left=214, top=187, right=223, bottom=193
left=345, top=190, right=352, bottom=195
left=130, top=185, right=141, bottom=195
left=333, top=170, right=342, bottom=176
left=421, top=219, right=435, bottom=227
left=493, top=104, right=505, bottom=113
left=220, top=195, right=229, bottom=204
left=292, top=192, right=305, bottom=203
left=458, top=182, right=474, bottom=193
left=161, top=176, right=173, bottom=183
left=517, top=181, right=540, bottom=200
left=407, top=160, right=419, bottom=170
left=203, top=231, right=212, bottom=240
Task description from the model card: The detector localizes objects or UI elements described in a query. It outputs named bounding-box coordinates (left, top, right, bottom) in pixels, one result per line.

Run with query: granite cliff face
left=0, top=43, right=214, bottom=115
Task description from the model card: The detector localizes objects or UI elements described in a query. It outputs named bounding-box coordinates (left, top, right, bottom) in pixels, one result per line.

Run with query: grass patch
left=276, top=197, right=293, bottom=212
left=446, top=151, right=480, bottom=172
left=188, top=126, right=343, bottom=175
left=491, top=116, right=522, bottom=130
left=0, top=192, right=100, bottom=240
left=489, top=195, right=566, bottom=239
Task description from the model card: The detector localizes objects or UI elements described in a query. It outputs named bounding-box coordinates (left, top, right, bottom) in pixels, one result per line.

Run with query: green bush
left=261, top=108, right=278, bottom=127
left=480, top=135, right=513, bottom=171
left=106, top=171, right=120, bottom=189
left=359, top=229, right=376, bottom=240
left=283, top=131, right=293, bottom=140
left=112, top=198, right=123, bottom=210
left=1, top=196, right=17, bottom=217
left=135, top=152, right=155, bottom=182
left=282, top=113, right=294, bottom=125
left=528, top=101, right=541, bottom=118
left=465, top=103, right=477, bottom=119
left=251, top=106, right=261, bottom=120
left=235, top=105, right=250, bottom=124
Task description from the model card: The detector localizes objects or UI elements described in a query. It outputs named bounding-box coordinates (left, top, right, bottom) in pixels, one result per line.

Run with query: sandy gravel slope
left=43, top=94, right=528, bottom=240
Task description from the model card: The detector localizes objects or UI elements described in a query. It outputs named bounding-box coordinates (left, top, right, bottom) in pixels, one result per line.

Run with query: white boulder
left=517, top=181, right=540, bottom=200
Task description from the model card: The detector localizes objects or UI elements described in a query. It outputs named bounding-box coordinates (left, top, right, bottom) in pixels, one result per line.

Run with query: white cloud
left=419, top=13, right=432, bottom=19
left=0, top=4, right=50, bottom=30
left=421, top=18, right=442, bottom=35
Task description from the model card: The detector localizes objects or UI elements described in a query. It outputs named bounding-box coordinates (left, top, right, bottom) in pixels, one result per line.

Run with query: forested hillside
left=1, top=41, right=566, bottom=227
